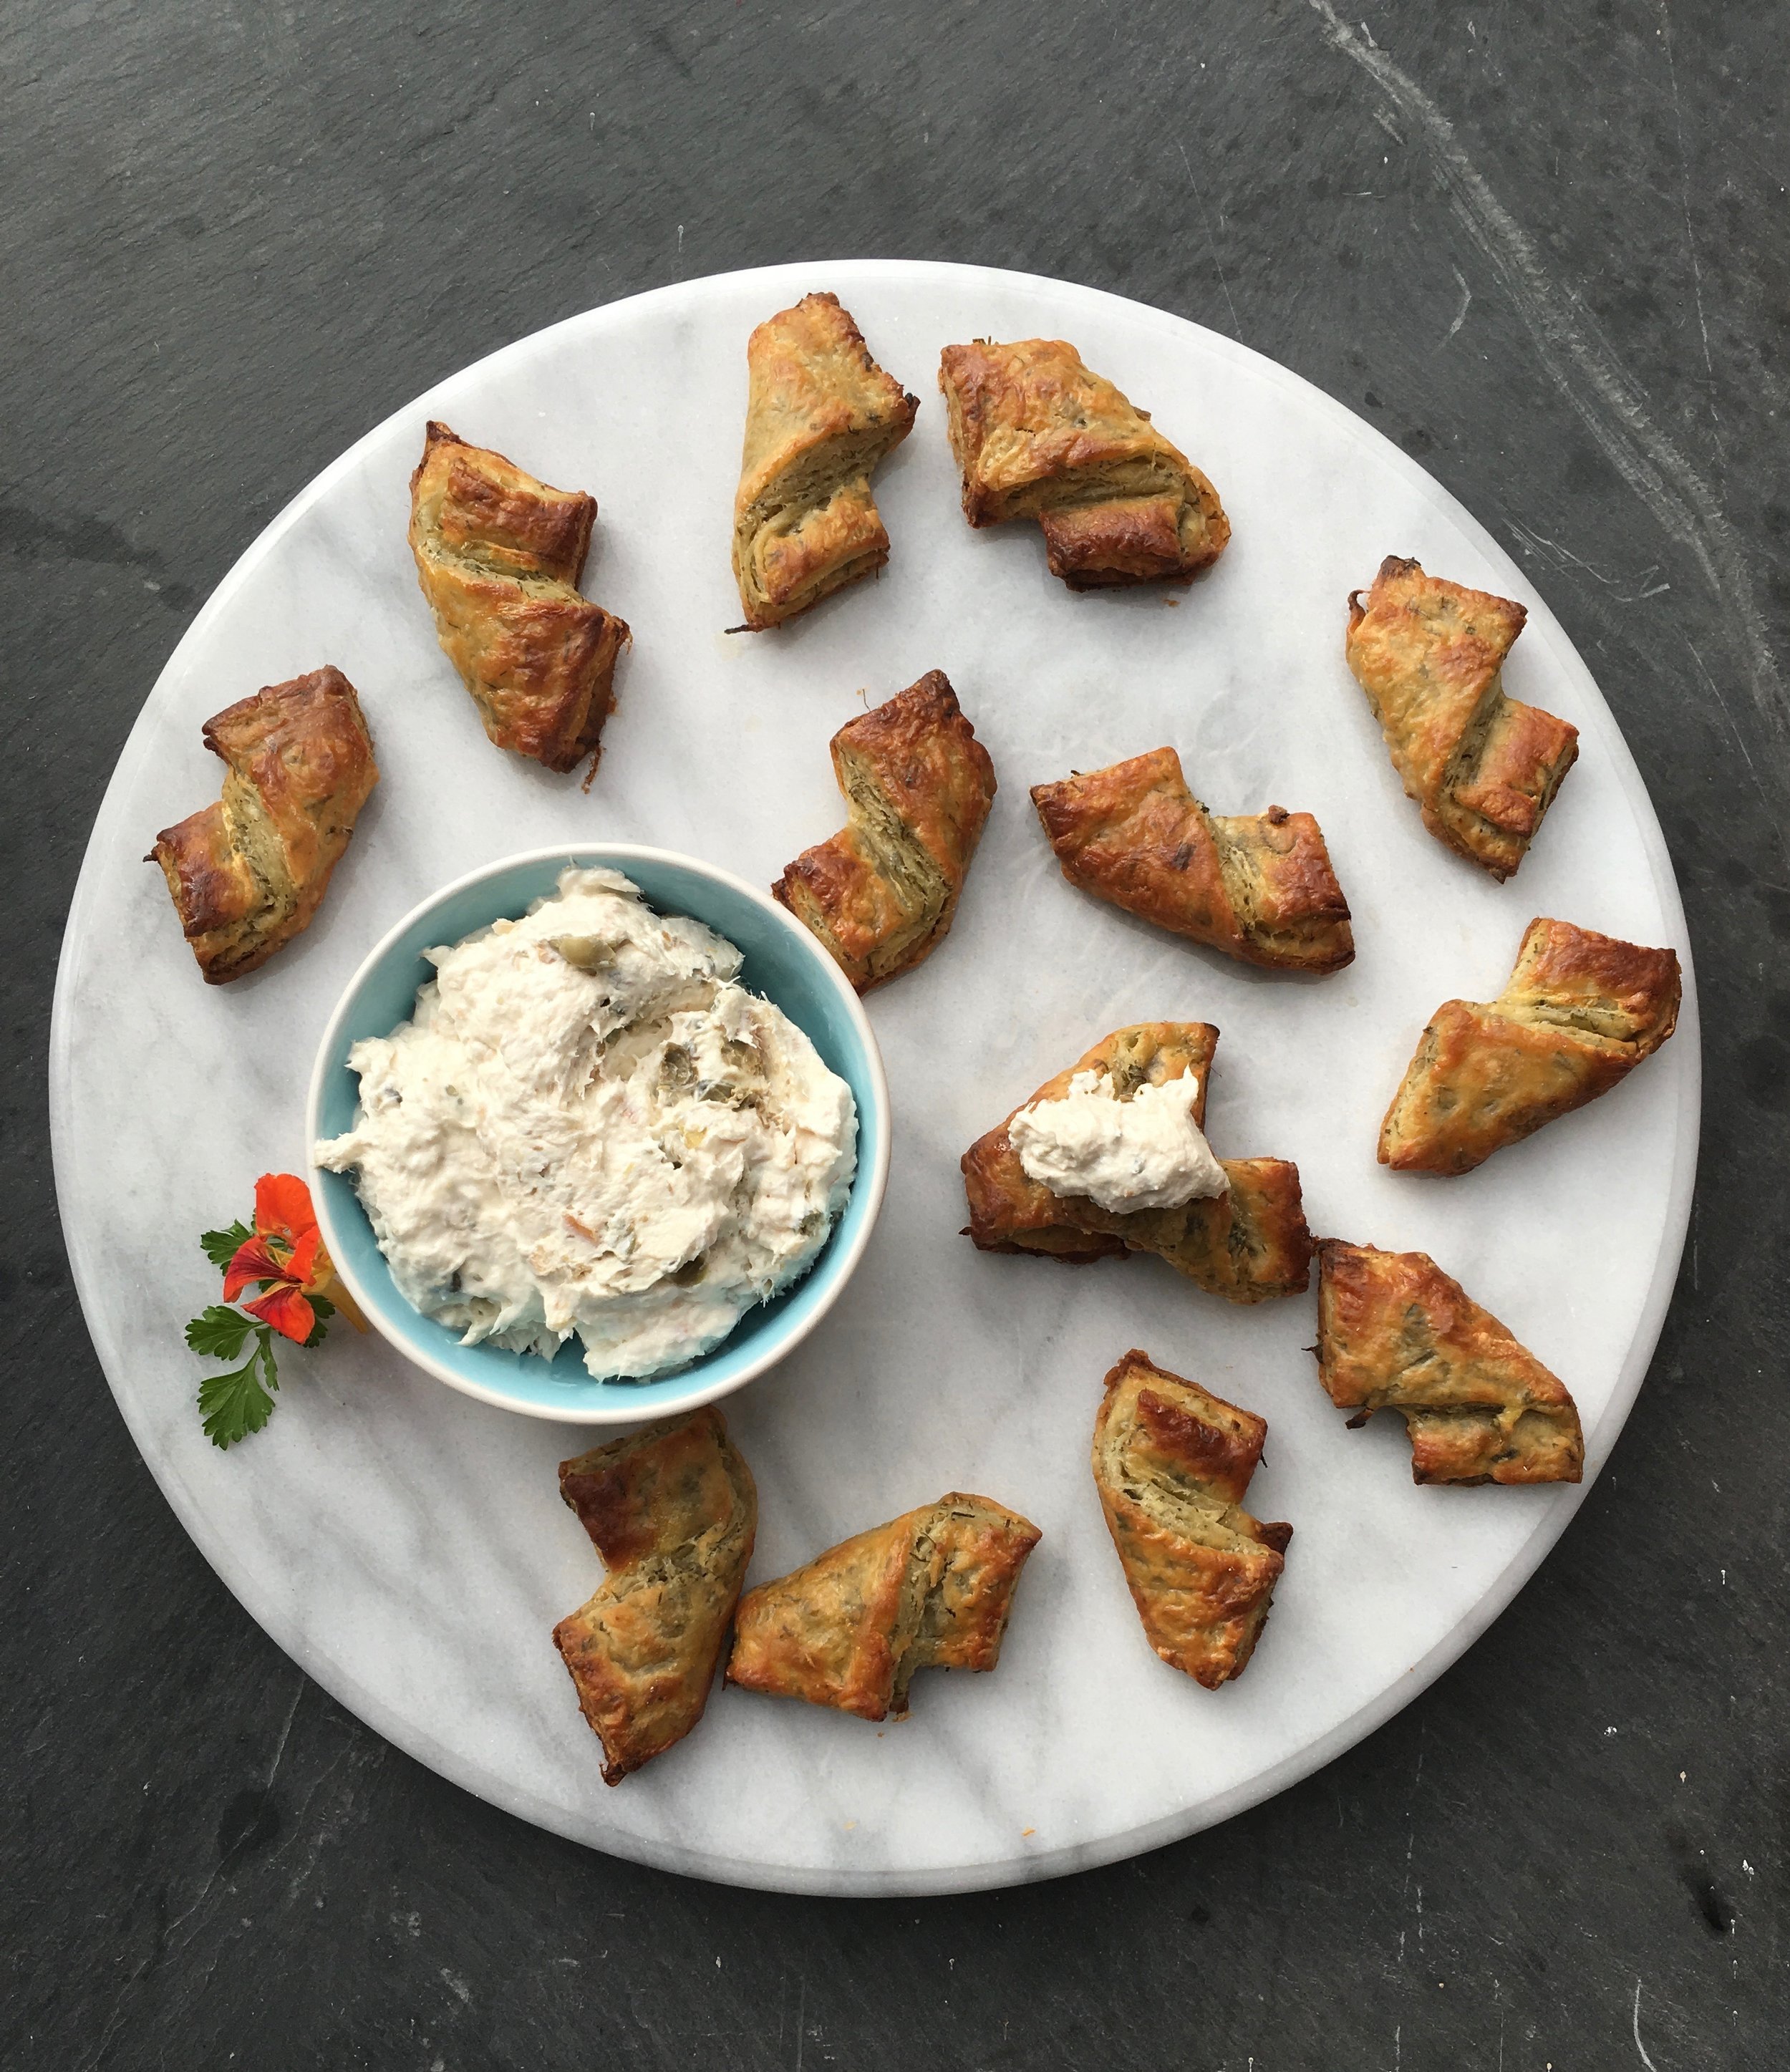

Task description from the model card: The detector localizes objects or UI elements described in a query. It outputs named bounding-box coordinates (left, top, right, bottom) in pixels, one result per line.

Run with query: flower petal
left=223, top=1234, right=289, bottom=1304
left=254, top=1173, right=319, bottom=1248
left=314, top=1249, right=369, bottom=1332
left=284, top=1226, right=324, bottom=1290
left=244, top=1283, right=315, bottom=1345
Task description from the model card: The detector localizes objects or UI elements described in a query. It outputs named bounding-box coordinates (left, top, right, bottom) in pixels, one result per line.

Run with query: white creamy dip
left=1009, top=1069, right=1228, bottom=1214
left=314, top=868, right=858, bottom=1380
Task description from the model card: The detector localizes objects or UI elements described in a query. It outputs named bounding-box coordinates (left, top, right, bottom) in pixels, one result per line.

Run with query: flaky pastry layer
left=150, top=664, right=378, bottom=983
left=552, top=1409, right=757, bottom=1785
left=1032, top=747, right=1353, bottom=973
left=1093, top=1350, right=1292, bottom=1688
left=1315, top=1241, right=1584, bottom=1484
left=1379, top=916, right=1682, bottom=1174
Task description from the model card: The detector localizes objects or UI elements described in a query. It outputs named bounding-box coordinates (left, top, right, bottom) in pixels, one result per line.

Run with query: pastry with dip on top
left=961, top=1022, right=1311, bottom=1302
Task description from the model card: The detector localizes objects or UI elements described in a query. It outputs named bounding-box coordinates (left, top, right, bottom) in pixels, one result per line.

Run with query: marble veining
left=49, top=261, right=1698, bottom=1895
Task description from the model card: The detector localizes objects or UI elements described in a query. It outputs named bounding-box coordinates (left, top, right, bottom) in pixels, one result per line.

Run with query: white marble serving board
left=51, top=261, right=1698, bottom=1896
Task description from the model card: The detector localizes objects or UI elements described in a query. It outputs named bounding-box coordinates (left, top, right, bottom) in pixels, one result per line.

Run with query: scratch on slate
left=265, top=1675, right=305, bottom=1793
left=1178, top=140, right=1242, bottom=337
left=1658, top=2, right=1720, bottom=449
left=1445, top=264, right=1471, bottom=341
left=1506, top=519, right=1670, bottom=603
left=1632, top=1980, right=1661, bottom=2070
left=1685, top=639, right=1766, bottom=808
left=1302, top=0, right=1784, bottom=757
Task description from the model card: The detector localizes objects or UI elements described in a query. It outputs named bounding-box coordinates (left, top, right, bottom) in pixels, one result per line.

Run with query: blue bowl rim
left=304, top=843, right=891, bottom=1425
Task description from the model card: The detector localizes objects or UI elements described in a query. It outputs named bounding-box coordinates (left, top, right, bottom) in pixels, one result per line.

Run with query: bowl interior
left=309, top=848, right=887, bottom=1420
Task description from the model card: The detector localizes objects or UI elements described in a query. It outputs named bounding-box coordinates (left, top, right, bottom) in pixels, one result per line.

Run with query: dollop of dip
left=1008, top=1069, right=1228, bottom=1214
left=314, top=868, right=858, bottom=1380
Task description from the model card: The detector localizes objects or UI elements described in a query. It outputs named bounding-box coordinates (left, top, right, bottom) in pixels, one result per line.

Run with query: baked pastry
left=1315, top=1241, right=1585, bottom=1484
left=732, top=292, right=919, bottom=629
left=726, top=1494, right=1040, bottom=1721
left=960, top=1023, right=1312, bottom=1302
left=773, top=669, right=996, bottom=991
left=1345, top=555, right=1578, bottom=878
left=409, top=420, right=629, bottom=776
left=1380, top=917, right=1682, bottom=1175
left=963, top=1022, right=1221, bottom=1262
left=149, top=666, right=378, bottom=984
left=938, top=337, right=1229, bottom=589
left=1032, top=747, right=1353, bottom=974
left=1093, top=1350, right=1292, bottom=1688
left=551, top=1408, right=757, bottom=1784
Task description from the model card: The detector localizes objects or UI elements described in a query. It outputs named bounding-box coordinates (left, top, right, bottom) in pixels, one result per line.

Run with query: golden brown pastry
left=1380, top=917, right=1683, bottom=1175
left=938, top=337, right=1229, bottom=589
left=149, top=666, right=378, bottom=984
left=1345, top=555, right=1578, bottom=878
left=1315, top=1241, right=1585, bottom=1484
left=1093, top=1350, right=1292, bottom=1688
left=732, top=292, right=919, bottom=629
left=409, top=420, right=629, bottom=775
left=1032, top=747, right=1353, bottom=974
left=551, top=1408, right=757, bottom=1784
left=960, top=1023, right=1312, bottom=1302
left=773, top=669, right=996, bottom=991
left=726, top=1494, right=1040, bottom=1721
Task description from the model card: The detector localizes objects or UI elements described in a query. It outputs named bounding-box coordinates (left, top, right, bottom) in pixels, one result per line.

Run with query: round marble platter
left=52, top=261, right=1698, bottom=1897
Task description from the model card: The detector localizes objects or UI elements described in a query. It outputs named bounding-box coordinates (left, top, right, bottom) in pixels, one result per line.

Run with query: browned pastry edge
left=725, top=1493, right=1041, bottom=1720
left=148, top=664, right=379, bottom=983
left=938, top=337, right=1229, bottom=589
left=1344, top=554, right=1578, bottom=878
left=551, top=1408, right=757, bottom=1784
left=1314, top=1240, right=1585, bottom=1485
left=1031, top=746, right=1353, bottom=974
left=409, top=420, right=631, bottom=777
left=773, top=669, right=996, bottom=991
left=732, top=291, right=919, bottom=629
left=1093, top=1349, right=1291, bottom=1687
left=1378, top=916, right=1683, bottom=1174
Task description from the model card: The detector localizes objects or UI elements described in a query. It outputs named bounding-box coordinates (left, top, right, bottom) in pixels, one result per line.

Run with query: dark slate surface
left=6, top=3, right=1785, bottom=2064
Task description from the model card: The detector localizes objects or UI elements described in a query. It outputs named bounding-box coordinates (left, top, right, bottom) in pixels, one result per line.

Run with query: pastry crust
left=1315, top=1241, right=1585, bottom=1484
left=149, top=665, right=378, bottom=984
left=1345, top=555, right=1578, bottom=878
left=960, top=1023, right=1312, bottom=1301
left=938, top=337, right=1229, bottom=589
left=1093, top=1350, right=1292, bottom=1688
left=1380, top=916, right=1683, bottom=1174
left=726, top=1494, right=1040, bottom=1721
left=773, top=669, right=996, bottom=991
left=409, top=420, right=630, bottom=775
left=732, top=292, right=919, bottom=629
left=1032, top=747, right=1353, bottom=974
left=551, top=1408, right=757, bottom=1785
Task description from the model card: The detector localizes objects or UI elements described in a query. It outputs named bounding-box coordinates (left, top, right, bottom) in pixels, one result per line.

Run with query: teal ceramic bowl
left=306, top=846, right=891, bottom=1423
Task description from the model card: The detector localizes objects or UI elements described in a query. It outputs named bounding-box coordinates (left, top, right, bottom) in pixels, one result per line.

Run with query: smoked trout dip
left=314, top=868, right=858, bottom=1379
left=1008, top=1069, right=1227, bottom=1214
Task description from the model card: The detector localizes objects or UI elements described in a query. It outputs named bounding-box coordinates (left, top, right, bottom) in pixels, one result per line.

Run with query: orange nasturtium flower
left=222, top=1173, right=367, bottom=1344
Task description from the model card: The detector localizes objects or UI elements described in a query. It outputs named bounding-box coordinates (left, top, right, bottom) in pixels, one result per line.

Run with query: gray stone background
left=6, top=2, right=1785, bottom=2064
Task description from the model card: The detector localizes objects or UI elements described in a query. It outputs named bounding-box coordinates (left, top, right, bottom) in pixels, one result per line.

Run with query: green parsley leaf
left=200, top=1221, right=253, bottom=1270
left=302, top=1293, right=335, bottom=1350
left=198, top=1332, right=280, bottom=1449
left=185, top=1304, right=255, bottom=1360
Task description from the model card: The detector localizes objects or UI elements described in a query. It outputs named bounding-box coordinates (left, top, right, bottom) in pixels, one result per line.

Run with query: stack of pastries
left=145, top=282, right=1684, bottom=1789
